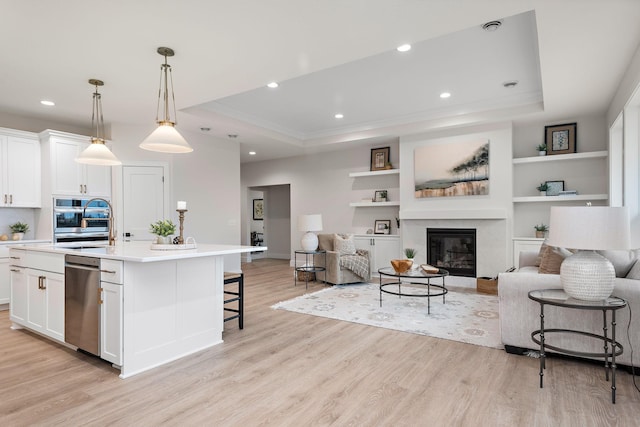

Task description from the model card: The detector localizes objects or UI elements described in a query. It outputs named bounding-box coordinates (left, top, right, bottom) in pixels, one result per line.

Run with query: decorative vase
left=540, top=191, right=546, bottom=196
left=535, top=231, right=546, bottom=238
left=12, top=232, right=24, bottom=241
left=156, top=235, right=172, bottom=244
left=538, top=151, right=546, bottom=156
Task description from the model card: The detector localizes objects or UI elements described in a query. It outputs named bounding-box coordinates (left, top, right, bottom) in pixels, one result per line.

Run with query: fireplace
left=426, top=228, right=476, bottom=277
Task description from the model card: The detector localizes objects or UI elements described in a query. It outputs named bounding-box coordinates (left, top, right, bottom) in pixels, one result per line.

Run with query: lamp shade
left=140, top=122, right=193, bottom=153
left=547, top=206, right=630, bottom=250
left=298, top=214, right=323, bottom=232
left=76, top=140, right=122, bottom=165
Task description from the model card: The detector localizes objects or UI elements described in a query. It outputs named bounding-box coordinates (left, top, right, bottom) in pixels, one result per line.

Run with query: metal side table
left=294, top=249, right=326, bottom=289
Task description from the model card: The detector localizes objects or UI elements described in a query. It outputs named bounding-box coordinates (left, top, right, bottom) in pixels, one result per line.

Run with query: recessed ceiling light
left=503, top=80, right=519, bottom=88
left=40, top=100, right=55, bottom=106
left=334, top=113, right=344, bottom=119
left=440, top=92, right=451, bottom=99
left=267, top=82, right=279, bottom=88
left=482, top=20, right=502, bottom=32
left=249, top=151, right=256, bottom=155
left=396, top=44, right=411, bottom=52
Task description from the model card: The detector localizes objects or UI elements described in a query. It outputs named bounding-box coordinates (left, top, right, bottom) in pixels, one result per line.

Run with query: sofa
left=498, top=247, right=640, bottom=368
left=313, top=234, right=371, bottom=285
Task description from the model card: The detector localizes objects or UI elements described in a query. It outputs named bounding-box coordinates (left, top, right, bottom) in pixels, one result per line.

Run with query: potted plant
left=149, top=219, right=177, bottom=244
left=536, top=182, right=548, bottom=196
left=404, top=248, right=418, bottom=268
left=534, top=223, right=549, bottom=238
left=9, top=222, right=29, bottom=240
left=536, top=143, right=547, bottom=156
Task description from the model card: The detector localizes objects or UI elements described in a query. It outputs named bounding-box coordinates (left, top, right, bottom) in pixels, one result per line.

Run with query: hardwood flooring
left=1, top=258, right=639, bottom=426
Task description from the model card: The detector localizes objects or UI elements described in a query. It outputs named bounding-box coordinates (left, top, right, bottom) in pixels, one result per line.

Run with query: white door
left=122, top=166, right=165, bottom=241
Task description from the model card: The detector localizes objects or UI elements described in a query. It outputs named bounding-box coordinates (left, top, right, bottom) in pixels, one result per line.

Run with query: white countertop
left=10, top=241, right=267, bottom=263
left=0, top=239, right=51, bottom=246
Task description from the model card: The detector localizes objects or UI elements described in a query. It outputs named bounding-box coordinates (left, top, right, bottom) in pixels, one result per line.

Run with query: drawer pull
left=100, top=269, right=116, bottom=274
left=10, top=268, right=21, bottom=272
left=10, top=256, right=21, bottom=259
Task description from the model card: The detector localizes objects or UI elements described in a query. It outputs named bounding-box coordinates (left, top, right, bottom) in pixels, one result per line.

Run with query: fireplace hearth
left=426, top=228, right=476, bottom=277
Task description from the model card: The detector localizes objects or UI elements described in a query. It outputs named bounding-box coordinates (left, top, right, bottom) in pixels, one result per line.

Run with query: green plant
left=536, top=182, right=548, bottom=192
left=534, top=223, right=549, bottom=232
left=9, top=222, right=29, bottom=233
left=536, top=143, right=547, bottom=152
left=404, top=248, right=417, bottom=258
left=149, top=219, right=176, bottom=237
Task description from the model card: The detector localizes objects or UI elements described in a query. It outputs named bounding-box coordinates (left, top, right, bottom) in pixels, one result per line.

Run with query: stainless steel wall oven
left=53, top=197, right=110, bottom=243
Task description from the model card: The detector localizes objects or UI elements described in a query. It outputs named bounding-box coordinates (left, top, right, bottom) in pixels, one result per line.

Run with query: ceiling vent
left=482, top=20, right=502, bottom=32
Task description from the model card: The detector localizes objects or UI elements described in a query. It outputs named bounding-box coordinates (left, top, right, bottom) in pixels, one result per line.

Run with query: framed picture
left=545, top=180, right=565, bottom=196
left=374, top=219, right=391, bottom=235
left=374, top=190, right=388, bottom=202
left=253, top=199, right=264, bottom=220
left=545, top=123, right=576, bottom=155
left=370, top=146, right=390, bottom=171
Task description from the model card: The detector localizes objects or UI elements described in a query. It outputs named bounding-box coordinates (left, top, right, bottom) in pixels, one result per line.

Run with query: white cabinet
left=0, top=129, right=41, bottom=207
left=100, top=259, right=122, bottom=366
left=40, top=130, right=111, bottom=197
left=0, top=246, right=9, bottom=306
left=354, top=235, right=401, bottom=275
left=9, top=249, right=65, bottom=343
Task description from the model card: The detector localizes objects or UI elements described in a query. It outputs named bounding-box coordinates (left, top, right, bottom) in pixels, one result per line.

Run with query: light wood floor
left=1, top=259, right=640, bottom=426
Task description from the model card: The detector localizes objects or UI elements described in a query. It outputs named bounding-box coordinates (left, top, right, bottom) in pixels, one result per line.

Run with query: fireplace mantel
left=400, top=209, right=507, bottom=220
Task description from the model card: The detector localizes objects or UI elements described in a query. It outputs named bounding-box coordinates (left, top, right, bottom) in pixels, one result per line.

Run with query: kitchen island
left=9, top=241, right=266, bottom=378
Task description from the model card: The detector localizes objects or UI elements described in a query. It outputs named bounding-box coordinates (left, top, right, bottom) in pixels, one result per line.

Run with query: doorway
left=246, top=184, right=291, bottom=261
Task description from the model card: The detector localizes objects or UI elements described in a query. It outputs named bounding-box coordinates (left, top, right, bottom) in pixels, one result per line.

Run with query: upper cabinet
left=0, top=128, right=41, bottom=207
left=40, top=130, right=111, bottom=198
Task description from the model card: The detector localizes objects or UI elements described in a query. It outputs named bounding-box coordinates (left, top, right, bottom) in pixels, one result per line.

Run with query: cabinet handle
left=3, top=194, right=6, bottom=204
left=100, top=269, right=116, bottom=274
left=38, top=276, right=46, bottom=290
left=99, top=288, right=103, bottom=305
left=9, top=194, right=12, bottom=204
left=10, top=268, right=21, bottom=272
left=10, top=256, right=20, bottom=259
left=84, top=184, right=88, bottom=193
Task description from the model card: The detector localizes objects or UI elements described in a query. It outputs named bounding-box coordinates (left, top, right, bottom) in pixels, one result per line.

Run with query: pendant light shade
left=140, top=47, right=193, bottom=153
left=76, top=79, right=122, bottom=166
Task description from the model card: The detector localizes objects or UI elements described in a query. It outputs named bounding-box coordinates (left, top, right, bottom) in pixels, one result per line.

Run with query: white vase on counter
left=156, top=235, right=172, bottom=244
left=12, top=232, right=24, bottom=241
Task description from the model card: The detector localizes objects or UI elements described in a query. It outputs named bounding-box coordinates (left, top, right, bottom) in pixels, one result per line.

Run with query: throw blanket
left=339, top=249, right=369, bottom=279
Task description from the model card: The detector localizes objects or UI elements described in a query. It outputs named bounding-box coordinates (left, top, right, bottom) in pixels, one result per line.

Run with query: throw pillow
left=626, top=259, right=640, bottom=280
left=534, top=240, right=549, bottom=267
left=597, top=249, right=640, bottom=278
left=317, top=234, right=334, bottom=251
left=538, top=245, right=573, bottom=275
left=333, top=233, right=356, bottom=256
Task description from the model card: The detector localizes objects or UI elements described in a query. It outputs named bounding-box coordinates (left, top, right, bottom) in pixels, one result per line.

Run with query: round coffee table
left=378, top=266, right=449, bottom=314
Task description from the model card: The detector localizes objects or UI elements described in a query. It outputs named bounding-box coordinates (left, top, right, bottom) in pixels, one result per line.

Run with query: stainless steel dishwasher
left=65, top=254, right=101, bottom=356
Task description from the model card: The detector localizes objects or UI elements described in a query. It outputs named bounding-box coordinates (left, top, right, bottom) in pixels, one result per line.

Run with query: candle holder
left=176, top=209, right=188, bottom=244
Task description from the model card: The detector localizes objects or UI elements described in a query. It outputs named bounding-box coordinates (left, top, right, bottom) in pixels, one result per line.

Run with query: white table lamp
left=298, top=214, right=323, bottom=251
left=547, top=206, right=630, bottom=301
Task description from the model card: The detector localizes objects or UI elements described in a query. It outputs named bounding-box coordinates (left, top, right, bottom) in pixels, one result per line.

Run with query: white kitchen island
left=9, top=241, right=266, bottom=378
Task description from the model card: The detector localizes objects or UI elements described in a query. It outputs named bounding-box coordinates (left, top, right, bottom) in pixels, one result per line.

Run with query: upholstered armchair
left=314, top=234, right=371, bottom=285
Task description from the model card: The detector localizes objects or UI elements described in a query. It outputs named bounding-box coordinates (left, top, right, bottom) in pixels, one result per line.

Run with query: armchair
left=314, top=234, right=371, bottom=285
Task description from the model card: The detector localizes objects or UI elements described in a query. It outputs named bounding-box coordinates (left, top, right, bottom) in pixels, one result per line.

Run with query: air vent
left=482, top=20, right=502, bottom=32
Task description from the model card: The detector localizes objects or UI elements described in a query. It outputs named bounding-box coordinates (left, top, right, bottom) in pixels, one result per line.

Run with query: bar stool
left=223, top=272, right=244, bottom=329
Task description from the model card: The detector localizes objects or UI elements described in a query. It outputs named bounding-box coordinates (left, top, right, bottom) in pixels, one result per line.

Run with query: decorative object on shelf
left=140, top=47, right=193, bottom=153
left=370, top=146, right=390, bottom=171
left=534, top=223, right=548, bottom=238
left=396, top=217, right=400, bottom=229
left=76, top=79, right=121, bottom=165
left=414, top=140, right=489, bottom=198
left=151, top=236, right=197, bottom=250
left=374, top=219, right=391, bottom=235
left=374, top=190, right=388, bottom=202
left=536, top=182, right=549, bottom=196
left=9, top=221, right=29, bottom=240
left=298, top=214, right=323, bottom=251
left=547, top=206, right=630, bottom=301
left=544, top=122, right=577, bottom=155
left=421, top=264, right=439, bottom=274
left=176, top=203, right=188, bottom=244
left=366, top=229, right=374, bottom=234
left=558, top=190, right=578, bottom=196
left=390, top=259, right=413, bottom=274
left=149, top=219, right=176, bottom=244
left=536, top=143, right=547, bottom=156
left=545, top=180, right=565, bottom=196
left=253, top=199, right=264, bottom=220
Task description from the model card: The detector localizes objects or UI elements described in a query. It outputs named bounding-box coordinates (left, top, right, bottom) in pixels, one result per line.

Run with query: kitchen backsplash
left=0, top=207, right=36, bottom=240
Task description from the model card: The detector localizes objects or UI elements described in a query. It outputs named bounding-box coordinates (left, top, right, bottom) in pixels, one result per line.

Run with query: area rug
left=273, top=282, right=502, bottom=349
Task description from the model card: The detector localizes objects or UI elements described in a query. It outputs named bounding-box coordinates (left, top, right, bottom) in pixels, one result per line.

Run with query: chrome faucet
left=81, top=197, right=116, bottom=246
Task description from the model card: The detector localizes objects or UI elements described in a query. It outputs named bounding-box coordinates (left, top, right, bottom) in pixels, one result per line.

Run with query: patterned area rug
left=273, top=282, right=502, bottom=349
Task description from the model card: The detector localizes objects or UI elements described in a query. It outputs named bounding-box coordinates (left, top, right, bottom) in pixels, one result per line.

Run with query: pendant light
left=75, top=79, right=122, bottom=165
left=140, top=47, right=193, bottom=153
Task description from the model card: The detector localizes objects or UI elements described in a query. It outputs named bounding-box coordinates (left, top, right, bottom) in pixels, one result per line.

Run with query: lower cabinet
left=0, top=246, right=9, bottom=306
left=100, top=281, right=122, bottom=366
left=25, top=268, right=65, bottom=342
left=354, top=235, right=401, bottom=276
left=9, top=266, right=27, bottom=322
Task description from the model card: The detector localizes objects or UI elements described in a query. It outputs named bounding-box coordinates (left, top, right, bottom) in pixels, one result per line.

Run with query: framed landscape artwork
left=545, top=123, right=576, bottom=155
left=253, top=199, right=264, bottom=220
left=414, top=140, right=489, bottom=198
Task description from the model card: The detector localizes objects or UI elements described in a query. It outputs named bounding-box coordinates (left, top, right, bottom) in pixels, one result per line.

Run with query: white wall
left=263, top=184, right=290, bottom=259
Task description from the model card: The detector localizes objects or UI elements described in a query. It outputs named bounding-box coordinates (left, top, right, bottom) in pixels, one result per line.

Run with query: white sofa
left=498, top=250, right=640, bottom=368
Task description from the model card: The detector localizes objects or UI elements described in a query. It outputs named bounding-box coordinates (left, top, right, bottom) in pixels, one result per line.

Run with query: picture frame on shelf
left=374, top=190, right=388, bottom=202
left=544, top=123, right=576, bottom=155
left=370, top=146, right=390, bottom=171
left=253, top=199, right=264, bottom=220
left=374, top=219, right=391, bottom=235
left=545, top=180, right=565, bottom=196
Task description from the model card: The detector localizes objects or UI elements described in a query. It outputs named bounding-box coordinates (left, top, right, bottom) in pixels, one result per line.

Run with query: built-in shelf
left=512, top=150, right=608, bottom=164
left=349, top=201, right=400, bottom=207
left=348, top=169, right=399, bottom=178
left=513, top=194, right=608, bottom=203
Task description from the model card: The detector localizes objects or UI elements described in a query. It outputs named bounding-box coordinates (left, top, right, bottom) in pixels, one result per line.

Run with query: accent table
left=377, top=267, right=449, bottom=314
left=294, top=249, right=326, bottom=289
left=528, top=289, right=627, bottom=404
